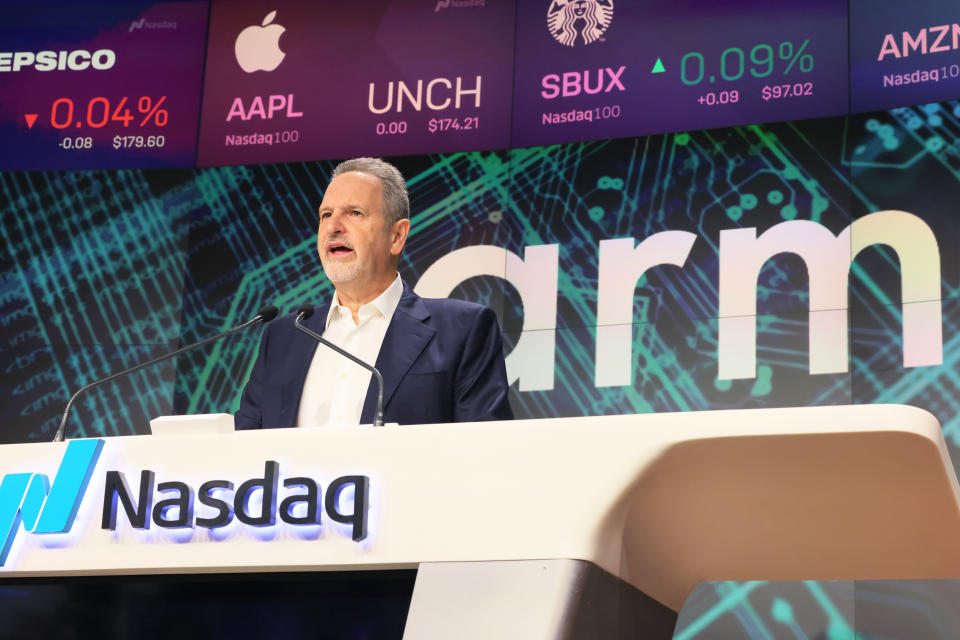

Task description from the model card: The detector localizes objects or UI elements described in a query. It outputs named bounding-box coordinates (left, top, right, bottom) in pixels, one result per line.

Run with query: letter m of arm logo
left=0, top=439, right=104, bottom=566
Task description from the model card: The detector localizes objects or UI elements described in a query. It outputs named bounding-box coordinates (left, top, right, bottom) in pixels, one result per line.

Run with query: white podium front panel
left=1, top=405, right=958, bottom=611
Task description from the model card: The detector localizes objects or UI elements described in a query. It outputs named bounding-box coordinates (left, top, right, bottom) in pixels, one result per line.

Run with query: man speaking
left=235, top=157, right=513, bottom=429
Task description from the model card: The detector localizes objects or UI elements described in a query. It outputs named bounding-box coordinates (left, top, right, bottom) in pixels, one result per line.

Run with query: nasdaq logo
left=434, top=0, right=485, bottom=11
left=102, top=462, right=369, bottom=542
left=129, top=18, right=178, bottom=33
left=0, top=439, right=104, bottom=565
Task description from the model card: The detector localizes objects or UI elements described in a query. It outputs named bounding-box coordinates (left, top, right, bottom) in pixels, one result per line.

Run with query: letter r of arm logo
left=0, top=439, right=104, bottom=566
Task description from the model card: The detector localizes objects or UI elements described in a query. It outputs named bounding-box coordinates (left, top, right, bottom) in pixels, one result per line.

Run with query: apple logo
left=234, top=10, right=286, bottom=73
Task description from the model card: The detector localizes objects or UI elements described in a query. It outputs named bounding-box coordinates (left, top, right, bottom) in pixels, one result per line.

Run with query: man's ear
left=390, top=218, right=411, bottom=256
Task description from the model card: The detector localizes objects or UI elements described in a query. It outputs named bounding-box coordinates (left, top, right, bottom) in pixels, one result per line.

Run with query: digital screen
left=196, top=0, right=515, bottom=166
left=2, top=2, right=956, bottom=170
left=511, top=0, right=849, bottom=147
left=850, top=0, right=960, bottom=112
left=0, top=1, right=208, bottom=171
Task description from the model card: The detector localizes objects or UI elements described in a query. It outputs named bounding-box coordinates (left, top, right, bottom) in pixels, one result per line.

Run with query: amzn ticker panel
left=850, top=0, right=960, bottom=113
left=0, top=1, right=208, bottom=171
left=511, top=0, right=849, bottom=147
left=196, top=0, right=515, bottom=166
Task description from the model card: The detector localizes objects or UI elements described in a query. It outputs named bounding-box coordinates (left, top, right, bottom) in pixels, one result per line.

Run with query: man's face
left=317, top=171, right=406, bottom=293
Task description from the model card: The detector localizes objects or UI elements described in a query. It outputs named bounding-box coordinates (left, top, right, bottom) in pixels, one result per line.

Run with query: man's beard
left=322, top=258, right=361, bottom=284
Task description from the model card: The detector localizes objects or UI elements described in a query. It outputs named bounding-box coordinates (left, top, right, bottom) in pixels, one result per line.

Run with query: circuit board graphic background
left=4, top=101, right=960, bottom=637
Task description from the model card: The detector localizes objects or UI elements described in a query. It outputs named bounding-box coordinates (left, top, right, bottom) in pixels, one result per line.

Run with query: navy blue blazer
left=235, top=283, right=513, bottom=428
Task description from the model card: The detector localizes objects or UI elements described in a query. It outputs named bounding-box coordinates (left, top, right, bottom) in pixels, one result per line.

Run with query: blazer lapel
left=360, top=286, right=435, bottom=423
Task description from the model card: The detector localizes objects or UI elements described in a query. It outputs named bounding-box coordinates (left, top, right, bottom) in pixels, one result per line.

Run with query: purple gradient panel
left=0, top=2, right=207, bottom=171
left=511, top=0, right=848, bottom=148
left=850, top=0, right=960, bottom=113
left=197, top=0, right=515, bottom=167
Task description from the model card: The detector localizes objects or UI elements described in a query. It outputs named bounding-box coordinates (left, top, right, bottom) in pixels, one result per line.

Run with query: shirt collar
left=326, top=273, right=403, bottom=329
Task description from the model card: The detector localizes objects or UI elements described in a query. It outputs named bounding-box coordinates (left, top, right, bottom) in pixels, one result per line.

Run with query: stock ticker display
left=512, top=0, right=849, bottom=146
left=5, top=1, right=960, bottom=639
left=850, top=0, right=960, bottom=112
left=2, top=0, right=960, bottom=168
left=0, top=1, right=207, bottom=171
left=196, top=0, right=516, bottom=165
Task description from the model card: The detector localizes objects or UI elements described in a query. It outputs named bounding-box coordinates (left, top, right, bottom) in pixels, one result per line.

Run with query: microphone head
left=297, top=304, right=316, bottom=320
left=257, top=305, right=279, bottom=323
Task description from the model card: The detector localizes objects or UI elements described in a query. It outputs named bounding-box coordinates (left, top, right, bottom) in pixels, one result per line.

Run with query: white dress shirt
left=296, top=274, right=403, bottom=427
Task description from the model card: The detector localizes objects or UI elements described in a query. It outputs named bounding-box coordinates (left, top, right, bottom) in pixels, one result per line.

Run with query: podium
left=2, top=405, right=960, bottom=639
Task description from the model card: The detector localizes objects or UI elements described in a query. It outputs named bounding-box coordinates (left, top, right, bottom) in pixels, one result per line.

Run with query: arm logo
left=547, top=0, right=613, bottom=47
left=0, top=439, right=104, bottom=566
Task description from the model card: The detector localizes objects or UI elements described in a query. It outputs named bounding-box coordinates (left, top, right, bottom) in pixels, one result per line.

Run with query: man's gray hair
left=330, top=157, right=410, bottom=225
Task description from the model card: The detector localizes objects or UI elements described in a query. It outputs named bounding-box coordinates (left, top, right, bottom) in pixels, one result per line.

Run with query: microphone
left=53, top=305, right=280, bottom=442
left=294, top=304, right=385, bottom=427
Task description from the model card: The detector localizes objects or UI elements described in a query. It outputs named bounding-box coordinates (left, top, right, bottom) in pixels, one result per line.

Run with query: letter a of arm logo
left=0, top=439, right=104, bottom=566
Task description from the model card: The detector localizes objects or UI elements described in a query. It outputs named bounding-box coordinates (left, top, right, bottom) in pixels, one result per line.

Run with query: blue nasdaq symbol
left=0, top=439, right=104, bottom=565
